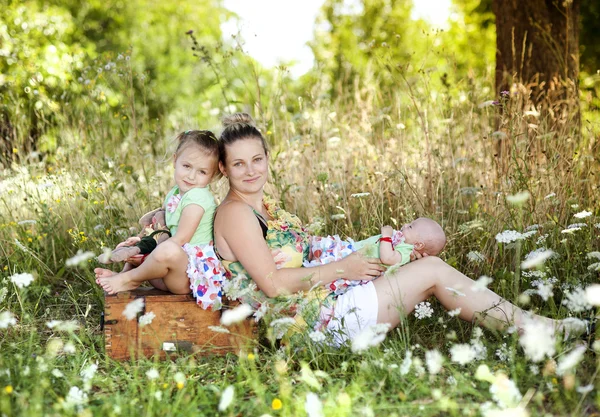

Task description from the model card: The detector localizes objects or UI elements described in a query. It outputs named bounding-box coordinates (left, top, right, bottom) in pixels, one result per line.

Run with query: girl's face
left=220, top=138, right=268, bottom=194
left=173, top=144, right=218, bottom=194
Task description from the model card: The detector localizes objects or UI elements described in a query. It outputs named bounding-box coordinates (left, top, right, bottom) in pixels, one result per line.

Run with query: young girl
left=95, top=130, right=226, bottom=310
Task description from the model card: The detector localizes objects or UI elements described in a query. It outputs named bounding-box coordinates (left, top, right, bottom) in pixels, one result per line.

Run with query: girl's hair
left=174, top=130, right=219, bottom=159
left=219, top=113, right=268, bottom=164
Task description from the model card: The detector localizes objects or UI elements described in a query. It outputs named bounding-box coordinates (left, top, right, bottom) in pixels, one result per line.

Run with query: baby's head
left=400, top=217, right=446, bottom=256
left=173, top=130, right=220, bottom=193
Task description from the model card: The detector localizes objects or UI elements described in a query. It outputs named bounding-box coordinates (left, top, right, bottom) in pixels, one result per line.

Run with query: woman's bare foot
left=97, top=272, right=140, bottom=294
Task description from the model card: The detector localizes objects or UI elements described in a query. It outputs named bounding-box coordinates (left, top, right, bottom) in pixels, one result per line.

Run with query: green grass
left=1, top=62, right=599, bottom=417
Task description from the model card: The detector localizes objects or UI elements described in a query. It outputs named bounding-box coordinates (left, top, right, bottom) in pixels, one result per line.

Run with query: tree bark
left=492, top=0, right=580, bottom=107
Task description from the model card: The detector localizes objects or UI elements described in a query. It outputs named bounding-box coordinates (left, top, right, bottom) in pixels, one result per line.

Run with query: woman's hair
left=219, top=113, right=268, bottom=164
left=174, top=130, right=219, bottom=159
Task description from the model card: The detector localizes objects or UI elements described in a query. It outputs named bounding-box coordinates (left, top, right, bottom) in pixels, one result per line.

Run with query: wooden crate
left=103, top=288, right=255, bottom=360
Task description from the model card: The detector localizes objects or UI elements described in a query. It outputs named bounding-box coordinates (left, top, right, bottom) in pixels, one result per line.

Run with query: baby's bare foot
left=97, top=273, right=139, bottom=294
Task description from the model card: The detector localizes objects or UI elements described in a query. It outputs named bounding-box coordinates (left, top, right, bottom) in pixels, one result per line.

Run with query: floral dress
left=219, top=197, right=336, bottom=330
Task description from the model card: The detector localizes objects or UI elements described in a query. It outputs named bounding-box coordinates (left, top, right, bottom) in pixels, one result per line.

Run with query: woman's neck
left=226, top=188, right=265, bottom=214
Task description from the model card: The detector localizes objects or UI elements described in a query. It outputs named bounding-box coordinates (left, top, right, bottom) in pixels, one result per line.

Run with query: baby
left=305, top=217, right=447, bottom=295
left=359, top=217, right=447, bottom=266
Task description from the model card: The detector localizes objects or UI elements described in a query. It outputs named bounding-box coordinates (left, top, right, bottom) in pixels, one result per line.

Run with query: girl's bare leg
left=373, top=256, right=558, bottom=331
left=96, top=240, right=190, bottom=295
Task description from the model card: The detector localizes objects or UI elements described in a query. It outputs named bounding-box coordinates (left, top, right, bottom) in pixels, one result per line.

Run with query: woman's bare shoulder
left=215, top=200, right=255, bottom=229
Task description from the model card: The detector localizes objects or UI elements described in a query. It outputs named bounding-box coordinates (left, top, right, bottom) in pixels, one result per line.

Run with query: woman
left=214, top=112, right=584, bottom=342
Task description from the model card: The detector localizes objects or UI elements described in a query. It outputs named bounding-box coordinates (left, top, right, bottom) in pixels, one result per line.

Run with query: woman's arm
left=216, top=202, right=385, bottom=297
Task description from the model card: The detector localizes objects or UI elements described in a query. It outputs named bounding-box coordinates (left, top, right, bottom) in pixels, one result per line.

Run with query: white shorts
left=322, top=281, right=379, bottom=345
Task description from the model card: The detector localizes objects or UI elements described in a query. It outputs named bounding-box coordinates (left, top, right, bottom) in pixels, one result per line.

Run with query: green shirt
left=164, top=186, right=216, bottom=246
left=354, top=234, right=414, bottom=266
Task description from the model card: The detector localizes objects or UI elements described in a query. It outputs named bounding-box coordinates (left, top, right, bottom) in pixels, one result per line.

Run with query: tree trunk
left=492, top=0, right=580, bottom=111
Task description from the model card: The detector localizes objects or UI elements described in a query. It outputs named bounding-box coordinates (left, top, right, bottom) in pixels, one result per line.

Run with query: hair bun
left=222, top=112, right=255, bottom=128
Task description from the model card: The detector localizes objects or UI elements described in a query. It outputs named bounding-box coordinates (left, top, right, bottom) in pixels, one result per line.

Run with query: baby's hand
left=381, top=225, right=394, bottom=237
left=409, top=249, right=429, bottom=261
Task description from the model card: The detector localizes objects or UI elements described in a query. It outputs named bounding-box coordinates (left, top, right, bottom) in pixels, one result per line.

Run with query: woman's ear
left=219, top=161, right=227, bottom=177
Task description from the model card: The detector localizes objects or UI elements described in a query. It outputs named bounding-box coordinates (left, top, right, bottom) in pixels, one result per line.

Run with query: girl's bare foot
left=94, top=268, right=115, bottom=284
left=97, top=272, right=139, bottom=294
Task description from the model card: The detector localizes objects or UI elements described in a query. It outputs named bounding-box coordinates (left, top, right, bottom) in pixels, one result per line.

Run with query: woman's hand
left=340, top=252, right=386, bottom=281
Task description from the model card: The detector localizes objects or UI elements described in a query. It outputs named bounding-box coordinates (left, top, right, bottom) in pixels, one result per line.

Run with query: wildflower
left=544, top=192, right=556, bottom=199
left=138, top=311, right=155, bottom=327
left=573, top=210, right=592, bottom=219
left=63, top=386, right=88, bottom=410
left=146, top=368, right=159, bottom=380
left=535, top=282, right=554, bottom=301
left=414, top=302, right=434, bottom=319
left=585, top=284, right=600, bottom=306
left=519, top=318, right=555, bottom=362
left=351, top=323, right=391, bottom=353
left=208, top=325, right=230, bottom=334
left=576, top=385, right=594, bottom=394
left=399, top=350, right=412, bottom=375
left=0, top=311, right=16, bottom=328
left=17, top=220, right=37, bottom=225
left=122, top=298, right=144, bottom=320
left=467, top=251, right=485, bottom=263
left=305, top=393, right=324, bottom=417
left=595, top=223, right=600, bottom=229
left=218, top=385, right=234, bottom=411
left=4, top=385, right=12, bottom=394
left=330, top=213, right=346, bottom=220
left=46, top=320, right=80, bottom=332
left=561, top=227, right=581, bottom=234
left=562, top=287, right=591, bottom=312
left=51, top=369, right=64, bottom=378
left=10, top=272, right=34, bottom=288
left=446, top=287, right=466, bottom=297
left=446, top=376, right=457, bottom=385
left=450, top=344, right=476, bottom=365
left=0, top=287, right=7, bottom=303
left=495, top=343, right=511, bottom=362
left=568, top=222, right=587, bottom=229
left=490, top=373, right=522, bottom=408
left=63, top=342, right=76, bottom=354
left=221, top=304, right=253, bottom=326
left=521, top=249, right=555, bottom=269
left=479, top=100, right=498, bottom=108
left=448, top=308, right=461, bottom=317
left=425, top=349, right=443, bottom=374
left=247, top=353, right=255, bottom=360
left=66, top=250, right=95, bottom=267
left=495, top=230, right=523, bottom=244
left=270, top=317, right=296, bottom=339
left=472, top=275, right=493, bottom=292
left=174, top=372, right=185, bottom=389
left=81, top=363, right=97, bottom=390
left=309, top=330, right=326, bottom=343
left=556, top=345, right=586, bottom=376
left=272, top=398, right=283, bottom=410
left=506, top=191, right=530, bottom=205
left=350, top=192, right=370, bottom=198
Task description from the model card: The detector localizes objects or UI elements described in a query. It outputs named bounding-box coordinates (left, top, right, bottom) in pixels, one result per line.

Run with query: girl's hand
left=116, top=236, right=141, bottom=248
left=410, top=250, right=429, bottom=261
left=340, top=252, right=386, bottom=281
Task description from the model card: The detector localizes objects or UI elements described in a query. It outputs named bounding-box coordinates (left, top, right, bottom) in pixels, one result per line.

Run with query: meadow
left=1, top=48, right=599, bottom=417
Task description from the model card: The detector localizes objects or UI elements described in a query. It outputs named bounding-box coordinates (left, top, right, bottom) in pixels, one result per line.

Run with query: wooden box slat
left=104, top=288, right=254, bottom=360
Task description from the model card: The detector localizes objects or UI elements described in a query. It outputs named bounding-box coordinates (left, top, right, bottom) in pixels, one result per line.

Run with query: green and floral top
left=219, top=197, right=335, bottom=330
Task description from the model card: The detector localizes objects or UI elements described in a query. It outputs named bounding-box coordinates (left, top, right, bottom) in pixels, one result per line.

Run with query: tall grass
left=0, top=45, right=599, bottom=416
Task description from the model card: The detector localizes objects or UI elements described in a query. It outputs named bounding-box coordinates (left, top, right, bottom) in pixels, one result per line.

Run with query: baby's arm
left=379, top=226, right=404, bottom=265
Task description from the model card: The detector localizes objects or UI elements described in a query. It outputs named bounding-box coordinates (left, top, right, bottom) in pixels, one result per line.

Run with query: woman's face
left=221, top=138, right=268, bottom=194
